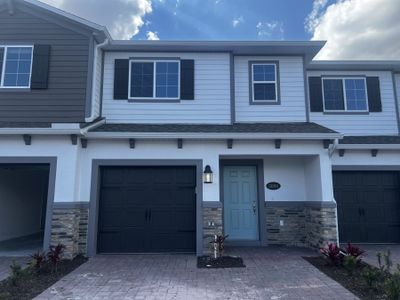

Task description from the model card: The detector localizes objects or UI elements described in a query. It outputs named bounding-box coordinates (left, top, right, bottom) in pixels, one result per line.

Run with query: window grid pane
left=323, top=79, right=345, bottom=110
left=156, top=62, right=179, bottom=98
left=3, top=47, right=32, bottom=87
left=130, top=62, right=154, bottom=98
left=253, top=64, right=275, bottom=82
left=252, top=63, right=277, bottom=101
left=345, top=79, right=367, bottom=111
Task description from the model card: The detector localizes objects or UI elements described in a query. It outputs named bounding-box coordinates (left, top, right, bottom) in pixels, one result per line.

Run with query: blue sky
left=135, top=0, right=334, bottom=41
left=44, top=0, right=400, bottom=59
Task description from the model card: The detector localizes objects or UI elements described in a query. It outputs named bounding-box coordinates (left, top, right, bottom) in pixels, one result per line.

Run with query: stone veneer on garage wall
left=266, top=202, right=338, bottom=248
left=202, top=205, right=223, bottom=254
left=50, top=204, right=89, bottom=259
left=202, top=202, right=338, bottom=251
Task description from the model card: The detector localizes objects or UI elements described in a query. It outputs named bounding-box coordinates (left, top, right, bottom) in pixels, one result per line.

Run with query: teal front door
left=223, top=166, right=259, bottom=241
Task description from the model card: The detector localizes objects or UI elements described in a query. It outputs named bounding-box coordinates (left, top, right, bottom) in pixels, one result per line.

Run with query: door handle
left=252, top=202, right=257, bottom=215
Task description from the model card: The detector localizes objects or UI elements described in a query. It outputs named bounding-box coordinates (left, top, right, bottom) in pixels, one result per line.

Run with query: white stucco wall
left=0, top=137, right=338, bottom=205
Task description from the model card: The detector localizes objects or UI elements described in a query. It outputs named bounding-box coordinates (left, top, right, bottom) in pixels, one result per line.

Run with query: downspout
left=86, top=38, right=110, bottom=122
left=328, top=138, right=339, bottom=158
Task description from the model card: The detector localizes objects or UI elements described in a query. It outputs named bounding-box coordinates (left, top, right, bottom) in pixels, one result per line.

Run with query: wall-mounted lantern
left=203, top=165, right=213, bottom=184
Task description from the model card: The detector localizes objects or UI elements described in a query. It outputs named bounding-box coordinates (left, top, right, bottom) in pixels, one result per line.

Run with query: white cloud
left=256, top=21, right=284, bottom=39
left=146, top=30, right=160, bottom=40
left=40, top=0, right=152, bottom=40
left=305, top=0, right=328, bottom=34
left=308, top=0, right=400, bottom=59
left=232, top=16, right=244, bottom=28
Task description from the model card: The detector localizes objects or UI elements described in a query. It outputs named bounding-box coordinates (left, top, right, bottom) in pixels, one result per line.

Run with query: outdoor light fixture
left=203, top=165, right=213, bottom=183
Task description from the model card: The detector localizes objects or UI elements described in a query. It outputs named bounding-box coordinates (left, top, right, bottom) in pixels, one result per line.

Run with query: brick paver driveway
left=36, top=247, right=357, bottom=300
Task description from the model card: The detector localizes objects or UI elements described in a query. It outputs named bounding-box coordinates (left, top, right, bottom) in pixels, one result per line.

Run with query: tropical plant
left=361, top=266, right=381, bottom=289
left=344, top=243, right=365, bottom=261
left=48, top=243, right=65, bottom=272
left=30, top=250, right=47, bottom=270
left=210, top=234, right=229, bottom=258
left=320, top=243, right=344, bottom=266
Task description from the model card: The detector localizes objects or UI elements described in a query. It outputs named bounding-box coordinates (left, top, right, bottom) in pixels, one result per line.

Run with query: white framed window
left=251, top=63, right=278, bottom=102
left=128, top=60, right=180, bottom=100
left=322, top=77, right=369, bottom=112
left=0, top=46, right=34, bottom=88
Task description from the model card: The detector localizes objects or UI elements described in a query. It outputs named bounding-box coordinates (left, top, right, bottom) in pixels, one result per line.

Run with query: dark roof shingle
left=91, top=122, right=338, bottom=134
left=340, top=135, right=400, bottom=144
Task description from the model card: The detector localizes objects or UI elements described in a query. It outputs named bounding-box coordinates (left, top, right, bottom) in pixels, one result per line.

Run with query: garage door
left=97, top=166, right=196, bottom=253
left=333, top=171, right=400, bottom=243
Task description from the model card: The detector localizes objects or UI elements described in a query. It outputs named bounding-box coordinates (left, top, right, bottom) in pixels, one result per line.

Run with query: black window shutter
left=30, top=45, right=51, bottom=89
left=180, top=59, right=194, bottom=100
left=114, top=59, right=129, bottom=100
left=308, top=76, right=324, bottom=112
left=366, top=77, right=382, bottom=112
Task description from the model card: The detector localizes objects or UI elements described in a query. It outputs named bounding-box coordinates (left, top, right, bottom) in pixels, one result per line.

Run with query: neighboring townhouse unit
left=0, top=0, right=109, bottom=256
left=0, top=0, right=399, bottom=259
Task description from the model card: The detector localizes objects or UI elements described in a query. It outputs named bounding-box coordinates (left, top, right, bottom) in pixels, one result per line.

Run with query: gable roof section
left=0, top=0, right=110, bottom=41
left=104, top=41, right=326, bottom=62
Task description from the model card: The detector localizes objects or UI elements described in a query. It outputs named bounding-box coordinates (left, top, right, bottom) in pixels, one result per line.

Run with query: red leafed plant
left=344, top=242, right=365, bottom=260
left=31, top=250, right=47, bottom=270
left=48, top=243, right=65, bottom=272
left=320, top=243, right=344, bottom=265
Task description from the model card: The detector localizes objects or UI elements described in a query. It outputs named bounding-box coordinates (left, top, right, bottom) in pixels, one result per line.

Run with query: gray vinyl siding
left=308, top=70, right=398, bottom=135
left=234, top=56, right=307, bottom=122
left=0, top=4, right=91, bottom=123
left=102, top=52, right=231, bottom=124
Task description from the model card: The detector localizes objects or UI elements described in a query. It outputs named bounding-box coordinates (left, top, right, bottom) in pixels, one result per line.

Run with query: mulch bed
left=304, top=256, right=390, bottom=300
left=0, top=256, right=87, bottom=300
left=197, top=255, right=245, bottom=268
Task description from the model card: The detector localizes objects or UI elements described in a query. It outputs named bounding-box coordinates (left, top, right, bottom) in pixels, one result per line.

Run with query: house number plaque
left=266, top=182, right=281, bottom=190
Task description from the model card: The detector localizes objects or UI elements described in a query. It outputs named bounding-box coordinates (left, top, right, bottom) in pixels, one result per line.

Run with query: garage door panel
left=97, top=231, right=123, bottom=253
left=102, top=168, right=125, bottom=185
left=99, top=209, right=124, bottom=228
left=97, top=166, right=196, bottom=253
left=123, top=229, right=146, bottom=252
left=339, top=224, right=364, bottom=243
left=100, top=188, right=124, bottom=207
left=123, top=208, right=147, bottom=227
left=173, top=189, right=196, bottom=206
left=334, top=171, right=400, bottom=244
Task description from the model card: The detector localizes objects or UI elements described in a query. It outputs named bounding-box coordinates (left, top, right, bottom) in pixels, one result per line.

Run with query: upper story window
left=0, top=46, right=33, bottom=88
left=322, top=77, right=368, bottom=112
left=129, top=60, right=180, bottom=100
left=250, top=62, right=279, bottom=103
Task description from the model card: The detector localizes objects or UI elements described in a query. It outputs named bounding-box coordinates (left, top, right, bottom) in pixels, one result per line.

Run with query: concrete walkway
left=362, top=245, right=400, bottom=272
left=36, top=247, right=357, bottom=300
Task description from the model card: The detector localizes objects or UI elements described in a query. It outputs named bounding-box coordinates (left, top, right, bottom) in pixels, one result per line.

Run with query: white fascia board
left=336, top=144, right=400, bottom=150
left=85, top=131, right=343, bottom=140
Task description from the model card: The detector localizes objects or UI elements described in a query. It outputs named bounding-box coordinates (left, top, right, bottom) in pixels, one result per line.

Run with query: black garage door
left=97, top=166, right=196, bottom=253
left=333, top=171, right=400, bottom=243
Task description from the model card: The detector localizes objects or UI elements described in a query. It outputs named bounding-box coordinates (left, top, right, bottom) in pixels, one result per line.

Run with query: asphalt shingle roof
left=340, top=135, right=400, bottom=144
left=90, top=122, right=338, bottom=134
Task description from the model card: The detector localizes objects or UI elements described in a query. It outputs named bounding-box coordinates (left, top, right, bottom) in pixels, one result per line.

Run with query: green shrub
left=361, top=266, right=381, bottom=289
left=9, top=260, right=22, bottom=286
left=343, top=255, right=358, bottom=275
left=378, top=250, right=393, bottom=273
left=384, top=265, right=400, bottom=300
